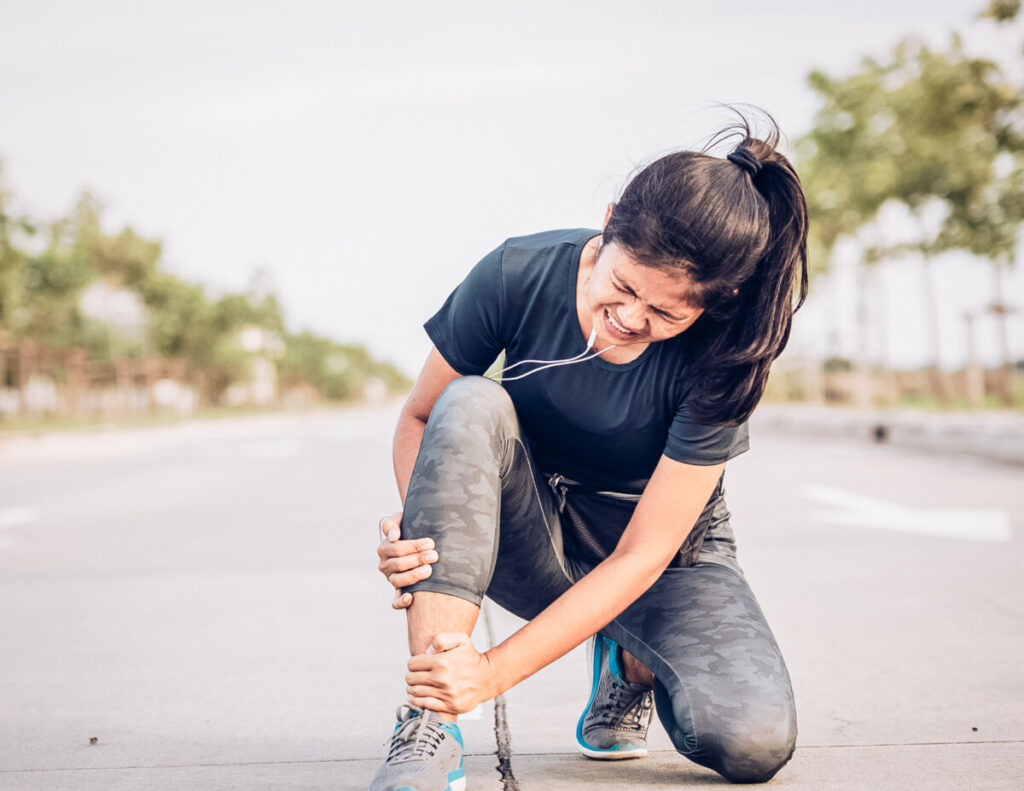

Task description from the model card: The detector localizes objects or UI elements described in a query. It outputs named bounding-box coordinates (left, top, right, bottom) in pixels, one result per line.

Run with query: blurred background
left=0, top=0, right=1020, bottom=424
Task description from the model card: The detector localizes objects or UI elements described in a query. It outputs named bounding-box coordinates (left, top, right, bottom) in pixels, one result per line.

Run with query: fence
left=0, top=339, right=217, bottom=420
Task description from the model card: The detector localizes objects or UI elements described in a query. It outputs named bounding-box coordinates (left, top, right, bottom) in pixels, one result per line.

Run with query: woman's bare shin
left=405, top=591, right=481, bottom=722
left=406, top=591, right=480, bottom=656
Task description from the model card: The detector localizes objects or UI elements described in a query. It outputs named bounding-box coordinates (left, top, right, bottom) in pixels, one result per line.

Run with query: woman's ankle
left=620, top=647, right=655, bottom=687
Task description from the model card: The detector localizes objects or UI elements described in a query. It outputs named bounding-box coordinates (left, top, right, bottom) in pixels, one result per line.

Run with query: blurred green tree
left=0, top=171, right=410, bottom=408
left=798, top=5, right=1022, bottom=404
left=0, top=162, right=28, bottom=336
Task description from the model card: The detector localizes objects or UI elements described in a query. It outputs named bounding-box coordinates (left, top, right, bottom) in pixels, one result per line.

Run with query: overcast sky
left=2, top=0, right=1020, bottom=375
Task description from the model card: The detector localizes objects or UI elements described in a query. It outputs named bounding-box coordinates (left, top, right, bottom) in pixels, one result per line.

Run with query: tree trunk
left=963, top=312, right=985, bottom=409
left=920, top=254, right=949, bottom=405
left=853, top=263, right=873, bottom=409
left=991, top=260, right=1016, bottom=407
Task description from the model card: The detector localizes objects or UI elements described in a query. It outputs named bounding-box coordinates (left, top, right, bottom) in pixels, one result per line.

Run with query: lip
left=603, top=309, right=643, bottom=342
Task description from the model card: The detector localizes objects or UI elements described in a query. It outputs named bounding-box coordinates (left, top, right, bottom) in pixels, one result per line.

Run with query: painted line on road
left=0, top=507, right=41, bottom=531
left=0, top=507, right=42, bottom=550
left=801, top=486, right=1012, bottom=543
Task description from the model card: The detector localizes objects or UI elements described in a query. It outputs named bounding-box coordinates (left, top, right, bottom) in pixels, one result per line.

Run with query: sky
left=1, top=0, right=1021, bottom=376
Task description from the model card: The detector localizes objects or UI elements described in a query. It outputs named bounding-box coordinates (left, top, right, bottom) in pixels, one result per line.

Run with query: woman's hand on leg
left=405, top=633, right=499, bottom=715
left=376, top=512, right=438, bottom=609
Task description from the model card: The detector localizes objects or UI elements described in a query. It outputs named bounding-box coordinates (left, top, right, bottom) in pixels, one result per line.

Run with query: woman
left=371, top=117, right=808, bottom=791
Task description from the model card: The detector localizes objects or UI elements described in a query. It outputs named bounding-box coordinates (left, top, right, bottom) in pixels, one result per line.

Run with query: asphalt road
left=0, top=405, right=1021, bottom=790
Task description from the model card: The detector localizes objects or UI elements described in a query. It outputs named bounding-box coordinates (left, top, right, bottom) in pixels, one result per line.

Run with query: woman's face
left=582, top=240, right=705, bottom=349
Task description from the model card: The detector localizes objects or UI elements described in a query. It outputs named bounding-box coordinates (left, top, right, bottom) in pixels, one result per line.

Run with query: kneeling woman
left=372, top=118, right=808, bottom=790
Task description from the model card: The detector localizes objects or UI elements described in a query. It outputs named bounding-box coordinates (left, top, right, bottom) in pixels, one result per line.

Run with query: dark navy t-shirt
left=424, top=228, right=748, bottom=495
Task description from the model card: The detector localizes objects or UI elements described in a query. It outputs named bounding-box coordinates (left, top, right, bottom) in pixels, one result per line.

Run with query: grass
left=0, top=401, right=367, bottom=436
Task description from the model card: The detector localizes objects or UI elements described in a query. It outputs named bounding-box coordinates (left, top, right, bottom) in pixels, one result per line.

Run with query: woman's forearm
left=484, top=549, right=664, bottom=694
left=393, top=411, right=427, bottom=505
left=481, top=457, right=721, bottom=695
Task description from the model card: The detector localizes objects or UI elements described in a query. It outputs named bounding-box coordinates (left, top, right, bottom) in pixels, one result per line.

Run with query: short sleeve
left=663, top=402, right=750, bottom=466
left=424, top=242, right=508, bottom=375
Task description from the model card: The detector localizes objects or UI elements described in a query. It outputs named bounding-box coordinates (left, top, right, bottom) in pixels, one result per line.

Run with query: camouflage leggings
left=403, top=377, right=796, bottom=783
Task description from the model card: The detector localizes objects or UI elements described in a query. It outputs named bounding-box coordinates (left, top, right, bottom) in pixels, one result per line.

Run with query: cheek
left=655, top=318, right=690, bottom=340
left=591, top=284, right=621, bottom=308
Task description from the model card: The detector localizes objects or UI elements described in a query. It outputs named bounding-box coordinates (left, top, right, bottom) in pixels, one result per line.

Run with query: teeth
left=607, top=311, right=633, bottom=334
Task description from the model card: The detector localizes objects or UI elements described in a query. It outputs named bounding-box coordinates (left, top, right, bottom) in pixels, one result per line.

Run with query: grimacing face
left=582, top=241, right=705, bottom=350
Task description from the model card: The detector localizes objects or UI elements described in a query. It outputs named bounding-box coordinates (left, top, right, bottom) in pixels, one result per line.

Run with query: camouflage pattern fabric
left=402, top=376, right=796, bottom=783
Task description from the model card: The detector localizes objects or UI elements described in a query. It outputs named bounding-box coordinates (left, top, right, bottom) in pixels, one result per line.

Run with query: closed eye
left=613, top=275, right=685, bottom=322
left=653, top=307, right=685, bottom=322
left=613, top=279, right=636, bottom=297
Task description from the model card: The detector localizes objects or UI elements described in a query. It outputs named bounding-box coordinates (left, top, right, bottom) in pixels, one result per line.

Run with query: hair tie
left=727, top=148, right=762, bottom=177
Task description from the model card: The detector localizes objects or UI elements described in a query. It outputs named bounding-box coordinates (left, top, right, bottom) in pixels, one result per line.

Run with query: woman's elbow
left=607, top=547, right=675, bottom=592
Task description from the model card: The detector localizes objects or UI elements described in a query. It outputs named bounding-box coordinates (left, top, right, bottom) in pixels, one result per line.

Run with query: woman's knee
left=429, top=376, right=517, bottom=442
left=658, top=681, right=796, bottom=783
left=695, top=723, right=796, bottom=784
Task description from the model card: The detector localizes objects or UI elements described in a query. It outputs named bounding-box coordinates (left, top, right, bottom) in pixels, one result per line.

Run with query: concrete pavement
left=751, top=403, right=1024, bottom=465
left=0, top=405, right=1021, bottom=789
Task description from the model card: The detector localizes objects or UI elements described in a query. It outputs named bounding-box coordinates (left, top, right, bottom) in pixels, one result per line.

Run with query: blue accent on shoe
left=575, top=634, right=605, bottom=749
left=393, top=707, right=421, bottom=733
left=439, top=719, right=464, bottom=749
left=606, top=637, right=625, bottom=681
left=448, top=768, right=466, bottom=782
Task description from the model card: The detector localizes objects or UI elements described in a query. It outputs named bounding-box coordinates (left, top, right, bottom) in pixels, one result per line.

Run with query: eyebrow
left=611, top=271, right=687, bottom=321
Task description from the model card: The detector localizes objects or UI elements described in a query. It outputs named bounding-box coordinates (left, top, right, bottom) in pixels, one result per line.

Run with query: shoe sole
left=392, top=777, right=465, bottom=791
left=575, top=635, right=648, bottom=761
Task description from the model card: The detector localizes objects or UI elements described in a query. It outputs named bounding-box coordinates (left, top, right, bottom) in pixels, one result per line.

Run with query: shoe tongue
left=389, top=709, right=441, bottom=763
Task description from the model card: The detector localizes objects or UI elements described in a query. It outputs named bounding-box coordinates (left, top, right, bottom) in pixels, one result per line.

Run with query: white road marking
left=801, top=485, right=1013, bottom=543
left=0, top=507, right=42, bottom=549
left=0, top=507, right=41, bottom=531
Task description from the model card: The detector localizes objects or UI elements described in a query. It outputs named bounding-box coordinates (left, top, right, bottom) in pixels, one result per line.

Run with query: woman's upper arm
left=402, top=347, right=463, bottom=423
left=614, top=454, right=726, bottom=571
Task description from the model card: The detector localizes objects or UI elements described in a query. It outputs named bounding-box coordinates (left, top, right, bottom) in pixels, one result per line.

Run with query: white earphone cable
left=495, top=344, right=617, bottom=381
left=486, top=328, right=615, bottom=382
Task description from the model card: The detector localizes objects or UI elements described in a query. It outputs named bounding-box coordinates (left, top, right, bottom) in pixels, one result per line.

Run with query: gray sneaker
left=369, top=704, right=466, bottom=791
left=575, top=635, right=655, bottom=759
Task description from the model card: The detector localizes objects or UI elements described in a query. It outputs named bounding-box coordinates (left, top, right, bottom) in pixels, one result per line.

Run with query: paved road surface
left=0, top=405, right=1021, bottom=789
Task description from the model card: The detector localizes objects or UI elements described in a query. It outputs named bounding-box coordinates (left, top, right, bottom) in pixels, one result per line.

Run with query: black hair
left=601, top=112, right=809, bottom=424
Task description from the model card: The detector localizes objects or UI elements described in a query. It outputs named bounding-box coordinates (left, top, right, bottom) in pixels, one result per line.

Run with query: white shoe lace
left=594, top=680, right=654, bottom=731
left=386, top=705, right=446, bottom=763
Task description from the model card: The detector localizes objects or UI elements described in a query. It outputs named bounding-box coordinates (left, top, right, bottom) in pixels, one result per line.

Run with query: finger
left=378, top=550, right=439, bottom=575
left=405, top=675, right=445, bottom=693
left=379, top=512, right=403, bottom=541
left=406, top=694, right=453, bottom=714
left=407, top=684, right=450, bottom=701
left=391, top=591, right=413, bottom=610
left=407, top=653, right=436, bottom=672
left=377, top=539, right=435, bottom=560
left=388, top=564, right=432, bottom=589
left=431, top=632, right=470, bottom=653
left=405, top=669, right=444, bottom=686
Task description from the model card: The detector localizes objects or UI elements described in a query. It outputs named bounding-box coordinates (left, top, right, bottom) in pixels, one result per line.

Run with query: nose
left=617, top=300, right=647, bottom=333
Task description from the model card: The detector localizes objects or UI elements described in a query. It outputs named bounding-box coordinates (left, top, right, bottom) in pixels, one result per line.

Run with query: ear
left=602, top=202, right=616, bottom=230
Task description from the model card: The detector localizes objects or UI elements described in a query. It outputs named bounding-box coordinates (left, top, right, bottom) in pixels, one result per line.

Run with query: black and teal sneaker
left=576, top=635, right=655, bottom=760
left=369, top=704, right=466, bottom=791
